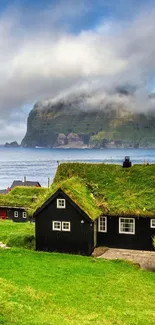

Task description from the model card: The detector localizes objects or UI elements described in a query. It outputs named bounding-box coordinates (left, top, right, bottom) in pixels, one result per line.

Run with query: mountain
left=4, top=141, right=20, bottom=148
left=21, top=93, right=155, bottom=148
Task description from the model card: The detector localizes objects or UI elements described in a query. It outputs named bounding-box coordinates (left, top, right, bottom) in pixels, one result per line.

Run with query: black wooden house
left=0, top=186, right=45, bottom=222
left=34, top=189, right=96, bottom=255
left=33, top=163, right=155, bottom=255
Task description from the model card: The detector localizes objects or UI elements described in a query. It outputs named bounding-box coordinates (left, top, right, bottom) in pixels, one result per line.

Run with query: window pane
left=62, top=222, right=70, bottom=231
left=151, top=219, right=155, bottom=228
left=23, top=212, right=27, bottom=218
left=119, top=218, right=134, bottom=234
left=57, top=199, right=66, bottom=208
left=99, top=217, right=107, bottom=232
left=53, top=221, right=61, bottom=230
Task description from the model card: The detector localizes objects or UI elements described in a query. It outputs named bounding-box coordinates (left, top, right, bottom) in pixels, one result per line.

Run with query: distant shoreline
left=2, top=145, right=155, bottom=150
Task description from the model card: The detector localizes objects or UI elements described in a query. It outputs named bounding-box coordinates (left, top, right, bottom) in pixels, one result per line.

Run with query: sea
left=0, top=147, right=155, bottom=189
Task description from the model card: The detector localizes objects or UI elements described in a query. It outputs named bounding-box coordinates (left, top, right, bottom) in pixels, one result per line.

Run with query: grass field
left=0, top=220, right=35, bottom=249
left=0, top=221, right=155, bottom=324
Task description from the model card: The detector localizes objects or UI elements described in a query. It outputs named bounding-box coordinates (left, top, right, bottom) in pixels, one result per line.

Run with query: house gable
left=35, top=189, right=95, bottom=255
left=34, top=189, right=94, bottom=223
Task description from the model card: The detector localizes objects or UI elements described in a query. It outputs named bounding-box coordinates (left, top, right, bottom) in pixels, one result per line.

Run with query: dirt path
left=98, top=248, right=155, bottom=271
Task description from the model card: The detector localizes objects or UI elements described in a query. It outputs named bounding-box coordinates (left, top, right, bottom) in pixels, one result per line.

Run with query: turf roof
left=30, top=177, right=102, bottom=220
left=54, top=162, right=155, bottom=218
left=0, top=187, right=47, bottom=210
left=31, top=162, right=155, bottom=219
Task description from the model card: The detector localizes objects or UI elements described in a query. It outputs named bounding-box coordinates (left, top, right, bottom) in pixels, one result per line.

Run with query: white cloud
left=0, top=1, right=154, bottom=142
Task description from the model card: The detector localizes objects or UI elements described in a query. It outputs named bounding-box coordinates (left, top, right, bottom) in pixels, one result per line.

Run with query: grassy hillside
left=0, top=239, right=155, bottom=323
left=0, top=220, right=35, bottom=249
left=21, top=99, right=155, bottom=148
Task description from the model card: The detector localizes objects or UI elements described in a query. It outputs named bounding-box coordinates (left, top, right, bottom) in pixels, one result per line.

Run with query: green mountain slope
left=21, top=97, right=155, bottom=148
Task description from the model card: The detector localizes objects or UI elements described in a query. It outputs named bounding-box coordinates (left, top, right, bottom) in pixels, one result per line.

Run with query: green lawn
left=0, top=220, right=35, bottom=249
left=0, top=221, right=155, bottom=324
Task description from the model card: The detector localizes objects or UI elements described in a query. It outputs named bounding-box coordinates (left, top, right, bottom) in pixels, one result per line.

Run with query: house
left=34, top=188, right=98, bottom=255
left=10, top=179, right=41, bottom=190
left=32, top=163, right=155, bottom=255
left=0, top=186, right=47, bottom=222
left=0, top=179, right=41, bottom=199
left=0, top=206, right=28, bottom=222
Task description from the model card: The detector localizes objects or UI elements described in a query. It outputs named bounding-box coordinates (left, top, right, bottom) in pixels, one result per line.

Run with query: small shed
left=8, top=207, right=28, bottom=222
left=0, top=186, right=47, bottom=222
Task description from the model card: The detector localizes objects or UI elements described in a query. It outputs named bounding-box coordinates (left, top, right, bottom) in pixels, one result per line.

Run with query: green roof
left=31, top=162, right=155, bottom=219
left=30, top=177, right=102, bottom=220
left=0, top=187, right=47, bottom=210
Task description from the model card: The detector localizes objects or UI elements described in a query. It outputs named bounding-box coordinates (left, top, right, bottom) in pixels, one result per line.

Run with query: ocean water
left=0, top=147, right=155, bottom=189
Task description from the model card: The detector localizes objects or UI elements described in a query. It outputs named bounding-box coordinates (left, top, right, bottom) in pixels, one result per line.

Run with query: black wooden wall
left=8, top=208, right=28, bottom=222
left=97, top=216, right=155, bottom=251
left=35, top=193, right=94, bottom=255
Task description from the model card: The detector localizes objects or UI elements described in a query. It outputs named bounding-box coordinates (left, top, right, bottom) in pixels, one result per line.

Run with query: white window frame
left=150, top=219, right=155, bottom=228
left=52, top=221, right=61, bottom=231
left=14, top=211, right=18, bottom=218
left=119, top=218, right=135, bottom=235
left=98, top=216, right=107, bottom=232
left=62, top=222, right=71, bottom=232
left=57, top=199, right=66, bottom=209
left=22, top=211, right=27, bottom=219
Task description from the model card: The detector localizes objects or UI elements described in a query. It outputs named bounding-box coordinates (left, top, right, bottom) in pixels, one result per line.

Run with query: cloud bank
left=0, top=0, right=155, bottom=142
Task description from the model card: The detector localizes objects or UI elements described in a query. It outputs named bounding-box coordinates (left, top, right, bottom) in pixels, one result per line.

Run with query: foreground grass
left=0, top=247, right=155, bottom=325
left=0, top=220, right=35, bottom=249
left=1, top=221, right=155, bottom=324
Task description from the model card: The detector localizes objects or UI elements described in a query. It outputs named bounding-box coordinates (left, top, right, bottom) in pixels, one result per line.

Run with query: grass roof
left=30, top=162, right=155, bottom=219
left=0, top=187, right=47, bottom=209
left=30, top=177, right=102, bottom=220
left=52, top=163, right=155, bottom=218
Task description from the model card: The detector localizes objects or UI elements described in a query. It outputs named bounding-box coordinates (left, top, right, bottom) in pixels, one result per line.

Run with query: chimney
left=122, top=156, right=132, bottom=168
left=24, top=176, right=26, bottom=183
left=48, top=177, right=50, bottom=188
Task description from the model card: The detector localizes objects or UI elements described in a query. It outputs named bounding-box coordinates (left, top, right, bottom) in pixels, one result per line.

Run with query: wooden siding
left=97, top=216, right=155, bottom=251
left=35, top=193, right=94, bottom=255
left=8, top=209, right=28, bottom=222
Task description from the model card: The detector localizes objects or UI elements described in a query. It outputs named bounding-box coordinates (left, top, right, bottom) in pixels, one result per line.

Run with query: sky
left=0, top=0, right=155, bottom=143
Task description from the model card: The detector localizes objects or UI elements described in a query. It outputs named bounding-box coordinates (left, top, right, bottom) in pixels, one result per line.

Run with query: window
left=57, top=199, right=66, bottom=209
left=22, top=212, right=27, bottom=219
left=53, top=221, right=61, bottom=231
left=150, top=219, right=155, bottom=228
left=98, top=216, right=107, bottom=232
left=52, top=221, right=71, bottom=231
left=62, top=222, right=70, bottom=232
left=119, top=218, right=135, bottom=234
left=14, top=211, right=18, bottom=218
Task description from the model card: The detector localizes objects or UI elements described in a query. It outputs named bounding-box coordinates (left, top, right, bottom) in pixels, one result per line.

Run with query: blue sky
left=0, top=0, right=154, bottom=32
left=0, top=0, right=154, bottom=143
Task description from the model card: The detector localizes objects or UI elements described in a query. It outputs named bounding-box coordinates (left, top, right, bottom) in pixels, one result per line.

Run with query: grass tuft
left=0, top=220, right=35, bottom=249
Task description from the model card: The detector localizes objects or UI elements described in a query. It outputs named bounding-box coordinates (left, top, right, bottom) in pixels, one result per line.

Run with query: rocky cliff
left=21, top=94, right=155, bottom=148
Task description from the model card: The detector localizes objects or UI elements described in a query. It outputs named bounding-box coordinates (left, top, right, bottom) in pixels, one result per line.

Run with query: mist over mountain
left=21, top=90, right=155, bottom=148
